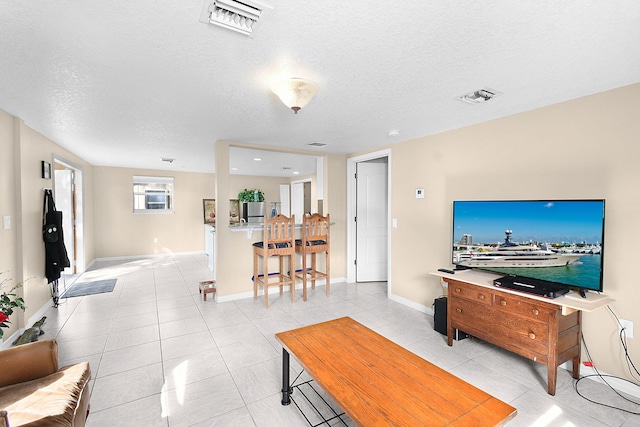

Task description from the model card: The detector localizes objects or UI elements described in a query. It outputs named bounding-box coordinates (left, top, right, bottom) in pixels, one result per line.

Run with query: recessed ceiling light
left=293, top=171, right=300, bottom=175
left=253, top=157, right=262, bottom=161
left=388, top=130, right=400, bottom=137
left=231, top=167, right=238, bottom=171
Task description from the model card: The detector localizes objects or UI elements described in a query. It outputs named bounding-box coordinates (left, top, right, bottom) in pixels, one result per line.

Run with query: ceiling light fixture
left=199, top=0, right=271, bottom=38
left=271, top=78, right=318, bottom=114
left=458, top=88, right=502, bottom=104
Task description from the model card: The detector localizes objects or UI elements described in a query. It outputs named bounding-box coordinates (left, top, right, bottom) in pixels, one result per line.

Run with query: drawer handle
left=455, top=288, right=462, bottom=293
left=532, top=309, right=539, bottom=315
left=528, top=332, right=536, bottom=340
left=500, top=300, right=507, bottom=306
left=478, top=294, right=485, bottom=300
left=456, top=308, right=462, bottom=313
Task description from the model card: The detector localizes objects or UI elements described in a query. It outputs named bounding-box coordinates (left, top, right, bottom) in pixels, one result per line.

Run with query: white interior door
left=54, top=169, right=75, bottom=274
left=279, top=184, right=290, bottom=216
left=356, top=160, right=388, bottom=281
left=291, top=182, right=304, bottom=224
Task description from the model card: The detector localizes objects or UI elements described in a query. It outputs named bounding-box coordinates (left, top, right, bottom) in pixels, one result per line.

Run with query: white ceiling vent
left=457, top=88, right=502, bottom=104
left=199, top=0, right=271, bottom=38
left=306, top=142, right=328, bottom=148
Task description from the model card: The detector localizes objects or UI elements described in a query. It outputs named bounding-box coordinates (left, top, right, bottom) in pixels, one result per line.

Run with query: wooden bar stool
left=253, top=214, right=296, bottom=307
left=295, top=213, right=330, bottom=301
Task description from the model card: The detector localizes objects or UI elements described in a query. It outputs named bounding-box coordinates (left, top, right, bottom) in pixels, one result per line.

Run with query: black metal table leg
left=281, top=348, right=292, bottom=405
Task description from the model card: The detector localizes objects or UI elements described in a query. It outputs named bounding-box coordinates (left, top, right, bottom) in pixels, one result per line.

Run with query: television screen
left=452, top=200, right=605, bottom=292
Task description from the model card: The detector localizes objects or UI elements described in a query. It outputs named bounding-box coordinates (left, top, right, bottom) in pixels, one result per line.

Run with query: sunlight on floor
left=531, top=405, right=576, bottom=427
left=172, top=360, right=189, bottom=405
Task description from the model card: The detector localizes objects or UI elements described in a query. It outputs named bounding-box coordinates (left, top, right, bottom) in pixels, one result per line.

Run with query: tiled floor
left=39, top=254, right=640, bottom=426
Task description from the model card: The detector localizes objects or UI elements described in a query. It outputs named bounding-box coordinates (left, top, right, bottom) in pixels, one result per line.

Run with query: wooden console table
left=431, top=270, right=613, bottom=395
left=276, top=317, right=516, bottom=426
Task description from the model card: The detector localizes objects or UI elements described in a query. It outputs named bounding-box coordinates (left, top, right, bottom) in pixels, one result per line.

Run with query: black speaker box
left=433, top=297, right=467, bottom=341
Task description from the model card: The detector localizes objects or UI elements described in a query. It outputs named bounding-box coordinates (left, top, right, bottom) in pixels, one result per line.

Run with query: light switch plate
left=416, top=189, right=425, bottom=199
left=3, top=216, right=9, bottom=230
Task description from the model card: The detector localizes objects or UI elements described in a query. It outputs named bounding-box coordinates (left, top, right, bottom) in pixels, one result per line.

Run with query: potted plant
left=237, top=189, right=265, bottom=223
left=1, top=272, right=26, bottom=341
left=237, top=189, right=264, bottom=203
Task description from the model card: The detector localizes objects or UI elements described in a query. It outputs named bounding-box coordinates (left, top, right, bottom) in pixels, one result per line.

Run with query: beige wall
left=324, top=153, right=347, bottom=282
left=0, top=110, right=20, bottom=341
left=0, top=111, right=95, bottom=343
left=93, top=167, right=214, bottom=258
left=373, top=83, right=639, bottom=383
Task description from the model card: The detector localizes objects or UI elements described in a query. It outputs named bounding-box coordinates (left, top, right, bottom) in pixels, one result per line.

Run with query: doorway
left=291, top=180, right=312, bottom=224
left=347, top=149, right=391, bottom=284
left=53, top=157, right=85, bottom=279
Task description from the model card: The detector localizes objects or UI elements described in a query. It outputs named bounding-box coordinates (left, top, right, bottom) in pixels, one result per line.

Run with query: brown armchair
left=0, top=340, right=91, bottom=427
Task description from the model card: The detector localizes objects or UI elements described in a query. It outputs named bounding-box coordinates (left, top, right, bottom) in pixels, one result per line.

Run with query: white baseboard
left=388, top=292, right=434, bottom=316
left=94, top=251, right=205, bottom=263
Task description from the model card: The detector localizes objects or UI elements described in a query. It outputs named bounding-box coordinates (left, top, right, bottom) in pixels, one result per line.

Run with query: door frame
left=347, top=148, right=391, bottom=286
left=52, top=155, right=85, bottom=274
left=291, top=178, right=312, bottom=224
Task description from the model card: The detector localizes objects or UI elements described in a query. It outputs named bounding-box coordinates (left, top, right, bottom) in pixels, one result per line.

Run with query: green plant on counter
left=237, top=189, right=264, bottom=203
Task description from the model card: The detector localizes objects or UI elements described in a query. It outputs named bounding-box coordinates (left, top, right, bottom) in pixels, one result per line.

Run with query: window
left=133, top=176, right=174, bottom=214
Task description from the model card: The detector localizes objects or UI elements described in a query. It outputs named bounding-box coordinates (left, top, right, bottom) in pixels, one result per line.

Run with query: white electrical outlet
left=619, top=319, right=634, bottom=339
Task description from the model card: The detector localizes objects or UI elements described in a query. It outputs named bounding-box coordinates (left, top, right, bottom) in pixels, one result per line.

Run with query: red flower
left=0, top=312, right=8, bottom=323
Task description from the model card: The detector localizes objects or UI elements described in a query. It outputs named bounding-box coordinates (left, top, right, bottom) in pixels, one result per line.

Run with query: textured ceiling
left=1, top=1, right=639, bottom=175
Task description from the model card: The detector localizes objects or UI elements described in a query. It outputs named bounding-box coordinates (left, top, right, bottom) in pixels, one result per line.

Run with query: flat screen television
left=452, top=200, right=605, bottom=296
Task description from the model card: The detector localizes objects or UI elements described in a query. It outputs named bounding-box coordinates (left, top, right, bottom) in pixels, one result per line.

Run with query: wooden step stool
left=198, top=280, right=216, bottom=301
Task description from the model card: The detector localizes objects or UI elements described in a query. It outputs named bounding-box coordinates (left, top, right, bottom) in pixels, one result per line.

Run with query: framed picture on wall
left=229, top=199, right=240, bottom=223
left=41, top=161, right=51, bottom=179
left=203, top=199, right=215, bottom=224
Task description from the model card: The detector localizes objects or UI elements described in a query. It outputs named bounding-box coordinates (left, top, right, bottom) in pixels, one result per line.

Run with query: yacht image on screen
left=455, top=229, right=584, bottom=268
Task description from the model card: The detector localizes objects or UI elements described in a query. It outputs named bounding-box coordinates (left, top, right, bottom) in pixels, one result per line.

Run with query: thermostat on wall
left=416, top=189, right=425, bottom=199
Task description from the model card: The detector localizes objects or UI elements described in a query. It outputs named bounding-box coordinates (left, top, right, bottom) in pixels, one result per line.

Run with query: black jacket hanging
left=43, top=189, right=70, bottom=283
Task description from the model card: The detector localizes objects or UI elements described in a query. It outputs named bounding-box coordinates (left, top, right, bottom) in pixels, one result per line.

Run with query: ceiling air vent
left=457, top=88, right=502, bottom=104
left=199, top=0, right=271, bottom=38
left=307, top=142, right=328, bottom=148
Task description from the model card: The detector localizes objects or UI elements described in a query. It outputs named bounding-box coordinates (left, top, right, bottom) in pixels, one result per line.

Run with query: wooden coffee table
left=275, top=317, right=516, bottom=426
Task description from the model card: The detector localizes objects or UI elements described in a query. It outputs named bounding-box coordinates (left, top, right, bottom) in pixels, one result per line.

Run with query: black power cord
left=574, top=305, right=640, bottom=414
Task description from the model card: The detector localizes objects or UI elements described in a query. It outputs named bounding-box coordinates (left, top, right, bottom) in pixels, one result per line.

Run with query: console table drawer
left=449, top=280, right=491, bottom=305
left=493, top=293, right=552, bottom=320
left=450, top=298, right=549, bottom=354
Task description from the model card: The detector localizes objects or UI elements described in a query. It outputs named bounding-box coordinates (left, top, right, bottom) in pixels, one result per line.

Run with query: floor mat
left=61, top=279, right=117, bottom=298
